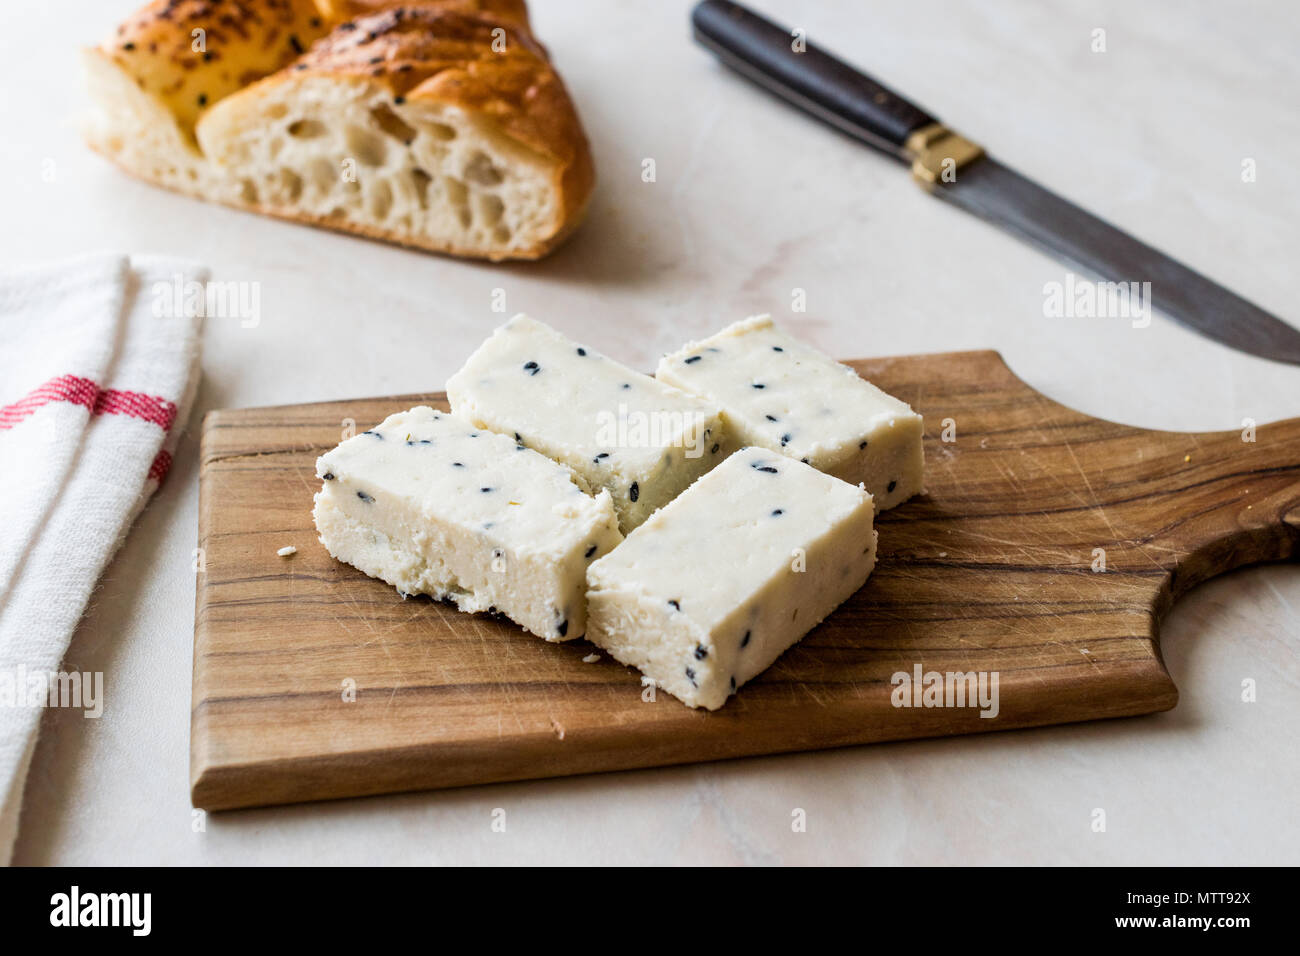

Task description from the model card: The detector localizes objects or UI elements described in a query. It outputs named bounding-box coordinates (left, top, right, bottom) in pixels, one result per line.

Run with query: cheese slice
left=656, top=314, right=923, bottom=510
left=447, top=315, right=731, bottom=532
left=585, top=447, right=877, bottom=709
left=313, top=406, right=622, bottom=641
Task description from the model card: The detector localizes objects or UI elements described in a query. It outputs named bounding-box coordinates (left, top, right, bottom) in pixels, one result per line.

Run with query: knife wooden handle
left=691, top=0, right=936, bottom=158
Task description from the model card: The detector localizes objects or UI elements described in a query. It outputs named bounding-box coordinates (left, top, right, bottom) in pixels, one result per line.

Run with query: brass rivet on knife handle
left=905, top=123, right=985, bottom=187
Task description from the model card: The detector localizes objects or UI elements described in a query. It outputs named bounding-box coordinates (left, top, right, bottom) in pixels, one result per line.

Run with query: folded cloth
left=0, top=253, right=206, bottom=865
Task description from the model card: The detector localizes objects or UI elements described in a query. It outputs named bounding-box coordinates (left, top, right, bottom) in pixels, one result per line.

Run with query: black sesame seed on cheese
left=576, top=347, right=587, bottom=356
left=584, top=544, right=598, bottom=559
left=752, top=463, right=778, bottom=474
left=710, top=443, right=720, bottom=454
left=523, top=361, right=540, bottom=375
left=480, top=487, right=494, bottom=493
left=887, top=479, right=897, bottom=493
left=363, top=430, right=383, bottom=439
left=772, top=346, right=784, bottom=352
left=859, top=440, right=868, bottom=450
left=452, top=461, right=464, bottom=467
left=685, top=667, right=697, bottom=686
left=765, top=414, right=778, bottom=422
left=668, top=599, right=680, bottom=611
left=289, top=34, right=304, bottom=53
left=751, top=382, right=766, bottom=389
left=629, top=481, right=639, bottom=502
left=780, top=433, right=791, bottom=446
left=621, top=383, right=631, bottom=390
left=122, top=42, right=136, bottom=51
left=741, top=630, right=751, bottom=648
left=357, top=490, right=374, bottom=503
left=684, top=355, right=702, bottom=364
left=197, top=93, right=208, bottom=106
left=771, top=509, right=784, bottom=516
left=694, top=644, right=707, bottom=659
left=323, top=472, right=335, bottom=481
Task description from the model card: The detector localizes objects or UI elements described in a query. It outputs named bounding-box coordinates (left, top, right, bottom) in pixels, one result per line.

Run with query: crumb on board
left=582, top=653, right=601, bottom=663
left=277, top=545, right=297, bottom=557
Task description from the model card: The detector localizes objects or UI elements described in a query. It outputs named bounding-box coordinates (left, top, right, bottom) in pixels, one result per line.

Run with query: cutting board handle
left=1157, top=414, right=1300, bottom=604
left=950, top=351, right=1300, bottom=612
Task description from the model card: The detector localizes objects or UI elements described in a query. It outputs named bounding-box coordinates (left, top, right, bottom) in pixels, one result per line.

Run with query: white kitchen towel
left=0, top=253, right=205, bottom=865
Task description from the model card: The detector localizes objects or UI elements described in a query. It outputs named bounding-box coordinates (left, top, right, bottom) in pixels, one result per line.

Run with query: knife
left=691, top=0, right=1300, bottom=365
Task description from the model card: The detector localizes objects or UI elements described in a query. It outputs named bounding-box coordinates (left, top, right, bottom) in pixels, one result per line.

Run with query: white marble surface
left=4, top=0, right=1298, bottom=864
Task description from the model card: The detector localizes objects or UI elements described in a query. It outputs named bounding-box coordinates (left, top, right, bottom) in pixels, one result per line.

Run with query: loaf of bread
left=83, top=0, right=594, bottom=261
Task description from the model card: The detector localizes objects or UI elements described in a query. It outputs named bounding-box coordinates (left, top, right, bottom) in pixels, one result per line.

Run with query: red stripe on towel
left=147, top=449, right=173, bottom=484
left=94, top=387, right=177, bottom=430
left=0, top=374, right=97, bottom=428
left=0, top=374, right=177, bottom=432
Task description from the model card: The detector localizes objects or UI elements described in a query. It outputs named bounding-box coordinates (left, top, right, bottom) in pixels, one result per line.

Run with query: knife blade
left=691, top=0, right=1300, bottom=365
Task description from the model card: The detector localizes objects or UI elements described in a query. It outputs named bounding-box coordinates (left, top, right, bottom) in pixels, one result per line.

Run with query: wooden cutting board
left=191, top=350, right=1300, bottom=811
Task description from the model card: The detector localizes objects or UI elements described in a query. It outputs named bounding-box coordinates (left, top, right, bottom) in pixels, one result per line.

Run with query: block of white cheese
left=447, top=315, right=730, bottom=532
left=656, top=314, right=923, bottom=511
left=313, top=406, right=622, bottom=641
left=585, top=446, right=878, bottom=710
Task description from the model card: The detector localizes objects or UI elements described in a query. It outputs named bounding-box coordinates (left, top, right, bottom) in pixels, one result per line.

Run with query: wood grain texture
left=191, top=350, right=1300, bottom=810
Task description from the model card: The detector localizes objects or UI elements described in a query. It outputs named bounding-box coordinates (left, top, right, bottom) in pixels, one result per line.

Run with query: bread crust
left=320, top=0, right=530, bottom=29
left=87, top=0, right=593, bottom=260
left=98, top=0, right=332, bottom=142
